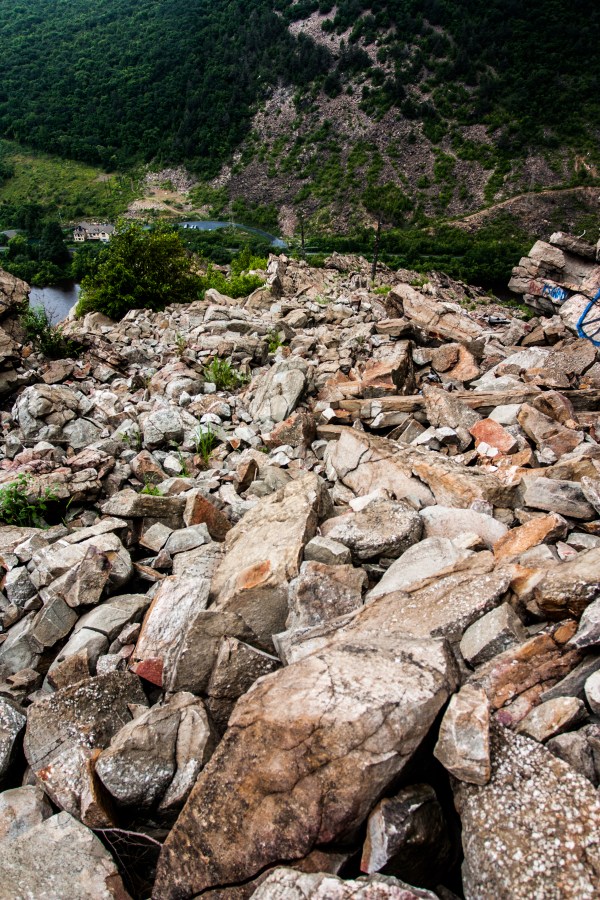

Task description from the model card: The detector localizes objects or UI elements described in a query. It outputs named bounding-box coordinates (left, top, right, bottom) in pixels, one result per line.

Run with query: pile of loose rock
left=0, top=241, right=600, bottom=899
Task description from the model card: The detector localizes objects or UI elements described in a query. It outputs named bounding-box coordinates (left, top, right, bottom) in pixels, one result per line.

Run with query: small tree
left=76, top=221, right=201, bottom=320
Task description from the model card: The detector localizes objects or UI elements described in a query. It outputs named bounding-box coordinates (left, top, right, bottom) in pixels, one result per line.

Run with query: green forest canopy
left=0, top=0, right=598, bottom=177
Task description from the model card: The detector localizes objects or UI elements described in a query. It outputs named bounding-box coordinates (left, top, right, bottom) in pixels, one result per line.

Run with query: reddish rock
left=184, top=492, right=231, bottom=541
left=469, top=418, right=517, bottom=454
left=264, top=409, right=316, bottom=450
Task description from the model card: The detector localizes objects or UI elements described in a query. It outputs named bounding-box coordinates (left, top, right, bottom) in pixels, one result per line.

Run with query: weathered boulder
left=419, top=506, right=507, bottom=548
left=321, top=500, right=422, bottom=562
left=153, top=631, right=457, bottom=898
left=459, top=603, right=527, bottom=668
left=24, top=672, right=147, bottom=823
left=0, top=785, right=52, bottom=841
left=210, top=473, right=331, bottom=644
left=96, top=692, right=215, bottom=809
left=532, top=549, right=600, bottom=619
left=205, top=637, right=280, bottom=733
left=131, top=572, right=249, bottom=692
left=455, top=724, right=600, bottom=899
left=251, top=869, right=439, bottom=899
left=248, top=357, right=308, bottom=424
left=326, top=429, right=435, bottom=509
left=516, top=696, right=586, bottom=742
left=287, top=562, right=366, bottom=629
left=367, top=537, right=471, bottom=601
left=0, top=810, right=131, bottom=899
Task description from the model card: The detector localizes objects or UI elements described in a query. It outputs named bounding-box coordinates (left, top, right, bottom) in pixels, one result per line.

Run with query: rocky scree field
left=0, top=239, right=600, bottom=898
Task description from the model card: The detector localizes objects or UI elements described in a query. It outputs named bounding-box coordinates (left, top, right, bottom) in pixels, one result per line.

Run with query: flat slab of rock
left=419, top=506, right=507, bottom=548
left=434, top=685, right=491, bottom=785
left=367, top=537, right=471, bottom=602
left=153, top=631, right=457, bottom=899
left=357, top=553, right=510, bottom=645
left=0, top=810, right=131, bottom=899
left=455, top=724, right=600, bottom=899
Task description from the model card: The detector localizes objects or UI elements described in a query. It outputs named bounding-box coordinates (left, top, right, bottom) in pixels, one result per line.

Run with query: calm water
left=29, top=283, right=80, bottom=324
left=180, top=220, right=286, bottom=248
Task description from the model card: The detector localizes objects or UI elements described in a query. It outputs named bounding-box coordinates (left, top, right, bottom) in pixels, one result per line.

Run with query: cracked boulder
left=248, top=357, right=308, bottom=425
left=23, top=672, right=147, bottom=824
left=153, top=630, right=457, bottom=899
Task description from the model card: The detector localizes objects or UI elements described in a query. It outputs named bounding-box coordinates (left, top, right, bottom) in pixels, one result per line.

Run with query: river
left=180, top=220, right=286, bottom=248
left=29, top=283, right=80, bottom=324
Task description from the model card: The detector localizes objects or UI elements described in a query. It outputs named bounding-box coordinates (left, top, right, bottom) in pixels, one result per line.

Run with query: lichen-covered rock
left=455, top=724, right=600, bottom=900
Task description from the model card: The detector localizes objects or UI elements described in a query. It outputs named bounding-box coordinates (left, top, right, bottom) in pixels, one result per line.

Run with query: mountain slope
left=0, top=0, right=599, bottom=228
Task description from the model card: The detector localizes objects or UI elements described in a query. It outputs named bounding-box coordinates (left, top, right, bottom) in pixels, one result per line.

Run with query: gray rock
left=251, top=869, right=438, bottom=899
left=248, top=357, right=308, bottom=424
left=303, top=535, right=352, bottom=566
left=516, top=697, right=587, bottom=742
left=321, top=499, right=422, bottom=562
left=547, top=727, right=598, bottom=786
left=581, top=476, right=600, bottom=515
left=540, top=655, right=600, bottom=703
left=569, top=597, right=600, bottom=648
left=287, top=561, right=366, bottom=630
left=205, top=638, right=280, bottom=733
left=585, top=670, right=600, bottom=716
left=0, top=810, right=131, bottom=899
left=459, top=603, right=527, bottom=668
left=367, top=537, right=470, bottom=602
left=165, top=523, right=211, bottom=554
left=4, top=567, right=37, bottom=606
left=24, top=672, right=147, bottom=823
left=455, top=724, right=600, bottom=900
left=141, top=407, right=185, bottom=449
left=361, top=784, right=452, bottom=886
left=153, top=631, right=457, bottom=899
left=522, top=477, right=595, bottom=519
left=96, top=692, right=215, bottom=808
left=210, top=473, right=331, bottom=646
left=0, top=785, right=52, bottom=841
left=434, top=684, right=491, bottom=785
left=419, top=505, right=507, bottom=548
left=532, top=548, right=600, bottom=619
left=0, top=698, right=26, bottom=781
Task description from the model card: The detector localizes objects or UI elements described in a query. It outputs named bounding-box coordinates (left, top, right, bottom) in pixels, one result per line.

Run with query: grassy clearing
left=0, top=141, right=138, bottom=222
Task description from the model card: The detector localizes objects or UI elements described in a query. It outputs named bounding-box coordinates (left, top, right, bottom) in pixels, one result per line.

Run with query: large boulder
left=153, top=629, right=457, bottom=898
left=24, top=672, right=147, bottom=824
left=210, top=473, right=332, bottom=645
left=248, top=357, right=308, bottom=424
left=455, top=724, right=600, bottom=899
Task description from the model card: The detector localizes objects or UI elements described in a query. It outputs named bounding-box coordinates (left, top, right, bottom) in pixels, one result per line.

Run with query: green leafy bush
left=20, top=305, right=78, bottom=359
left=76, top=221, right=201, bottom=320
left=194, top=425, right=218, bottom=465
left=198, top=265, right=264, bottom=300
left=0, top=474, right=58, bottom=527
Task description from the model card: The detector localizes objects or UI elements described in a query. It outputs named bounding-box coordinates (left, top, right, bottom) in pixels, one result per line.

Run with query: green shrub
left=198, top=265, right=264, bottom=299
left=140, top=480, right=160, bottom=495
left=76, top=221, right=201, bottom=320
left=202, top=357, right=246, bottom=390
left=0, top=473, right=58, bottom=527
left=20, top=305, right=78, bottom=359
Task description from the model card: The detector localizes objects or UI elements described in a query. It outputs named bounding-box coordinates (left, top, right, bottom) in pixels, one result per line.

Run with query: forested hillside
left=0, top=0, right=599, bottom=226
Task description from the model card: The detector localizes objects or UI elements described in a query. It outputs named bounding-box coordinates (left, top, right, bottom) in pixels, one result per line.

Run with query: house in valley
left=73, top=222, right=115, bottom=242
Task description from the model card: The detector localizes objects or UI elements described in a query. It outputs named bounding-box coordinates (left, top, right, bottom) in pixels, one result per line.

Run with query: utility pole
left=299, top=213, right=305, bottom=259
left=371, top=216, right=382, bottom=283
